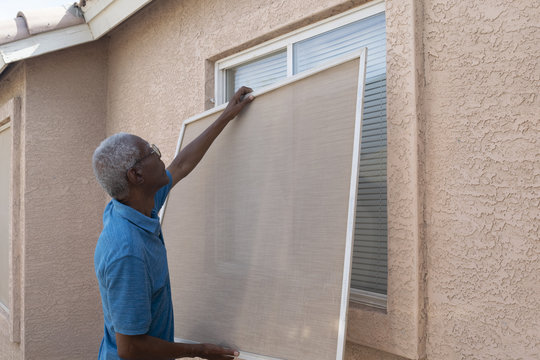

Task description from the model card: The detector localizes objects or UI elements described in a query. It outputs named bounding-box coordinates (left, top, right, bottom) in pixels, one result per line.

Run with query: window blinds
left=226, top=12, right=387, bottom=295
left=229, top=50, right=287, bottom=95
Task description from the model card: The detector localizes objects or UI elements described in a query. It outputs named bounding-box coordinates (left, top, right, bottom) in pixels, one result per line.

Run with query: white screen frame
left=160, top=49, right=366, bottom=360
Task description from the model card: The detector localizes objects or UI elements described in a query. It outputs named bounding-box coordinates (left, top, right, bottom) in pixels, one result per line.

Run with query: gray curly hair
left=92, top=133, right=144, bottom=199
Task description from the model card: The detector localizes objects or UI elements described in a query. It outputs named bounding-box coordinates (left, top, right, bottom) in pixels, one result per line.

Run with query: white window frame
left=215, top=0, right=385, bottom=104
left=214, top=0, right=387, bottom=308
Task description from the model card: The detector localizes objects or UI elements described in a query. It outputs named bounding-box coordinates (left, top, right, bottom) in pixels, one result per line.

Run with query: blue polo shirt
left=95, top=171, right=174, bottom=360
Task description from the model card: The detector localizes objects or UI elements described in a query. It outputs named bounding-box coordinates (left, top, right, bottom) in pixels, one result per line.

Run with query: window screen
left=164, top=55, right=365, bottom=360
left=224, top=12, right=387, bottom=296
left=0, top=122, right=11, bottom=308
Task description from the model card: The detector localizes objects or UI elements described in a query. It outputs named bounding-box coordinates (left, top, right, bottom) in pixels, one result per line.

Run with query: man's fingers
left=235, top=86, right=254, bottom=102
left=238, top=86, right=253, bottom=95
left=201, top=343, right=239, bottom=357
left=241, top=92, right=255, bottom=103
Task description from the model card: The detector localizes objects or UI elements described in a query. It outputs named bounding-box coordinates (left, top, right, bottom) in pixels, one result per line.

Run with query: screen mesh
left=162, top=56, right=363, bottom=360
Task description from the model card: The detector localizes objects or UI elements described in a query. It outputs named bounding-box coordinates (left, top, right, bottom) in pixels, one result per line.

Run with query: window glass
left=293, top=12, right=386, bottom=79
left=227, top=50, right=287, bottom=97
left=0, top=123, right=11, bottom=308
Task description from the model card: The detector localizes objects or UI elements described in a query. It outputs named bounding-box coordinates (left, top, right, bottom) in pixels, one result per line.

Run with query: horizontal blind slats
left=231, top=51, right=288, bottom=93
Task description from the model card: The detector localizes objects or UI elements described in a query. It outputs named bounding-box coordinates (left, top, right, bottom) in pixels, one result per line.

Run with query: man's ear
left=126, top=167, right=144, bottom=185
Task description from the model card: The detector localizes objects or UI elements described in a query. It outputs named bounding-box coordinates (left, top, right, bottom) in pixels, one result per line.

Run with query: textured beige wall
left=422, top=0, right=540, bottom=359
left=345, top=341, right=407, bottom=360
left=0, top=64, right=24, bottom=360
left=18, top=41, right=108, bottom=359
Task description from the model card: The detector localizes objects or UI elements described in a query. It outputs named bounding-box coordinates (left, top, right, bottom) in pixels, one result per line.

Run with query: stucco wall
left=422, top=1, right=540, bottom=359
left=345, top=341, right=407, bottom=360
left=0, top=63, right=25, bottom=360
left=19, top=41, right=108, bottom=359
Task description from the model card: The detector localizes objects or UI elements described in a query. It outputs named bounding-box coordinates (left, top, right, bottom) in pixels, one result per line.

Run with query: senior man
left=92, top=87, right=254, bottom=360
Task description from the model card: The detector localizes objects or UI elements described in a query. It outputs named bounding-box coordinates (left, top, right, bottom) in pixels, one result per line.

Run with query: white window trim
left=350, top=289, right=387, bottom=310
left=214, top=0, right=385, bottom=105
left=214, top=1, right=387, bottom=309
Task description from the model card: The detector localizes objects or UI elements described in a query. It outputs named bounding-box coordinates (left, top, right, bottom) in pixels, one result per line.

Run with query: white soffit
left=161, top=49, right=367, bottom=360
left=0, top=24, right=93, bottom=72
left=0, top=0, right=154, bottom=75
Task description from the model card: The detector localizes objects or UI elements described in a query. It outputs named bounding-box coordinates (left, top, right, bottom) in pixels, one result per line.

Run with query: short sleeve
left=154, top=170, right=173, bottom=212
left=106, top=256, right=152, bottom=335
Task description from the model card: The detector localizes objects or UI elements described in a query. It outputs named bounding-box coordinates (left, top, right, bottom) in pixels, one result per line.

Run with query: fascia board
left=0, top=24, right=93, bottom=64
left=82, top=0, right=115, bottom=22
left=0, top=56, right=6, bottom=74
left=87, top=0, right=154, bottom=39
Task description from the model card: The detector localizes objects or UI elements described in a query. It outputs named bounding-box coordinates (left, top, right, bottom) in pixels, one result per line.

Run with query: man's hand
left=168, top=85, right=255, bottom=187
left=116, top=333, right=239, bottom=359
left=219, top=86, right=254, bottom=123
left=199, top=343, right=239, bottom=359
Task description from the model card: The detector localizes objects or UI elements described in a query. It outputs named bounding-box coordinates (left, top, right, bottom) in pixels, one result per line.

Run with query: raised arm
left=167, top=86, right=254, bottom=187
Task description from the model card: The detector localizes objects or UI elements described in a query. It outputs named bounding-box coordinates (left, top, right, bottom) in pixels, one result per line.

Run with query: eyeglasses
left=132, top=143, right=161, bottom=167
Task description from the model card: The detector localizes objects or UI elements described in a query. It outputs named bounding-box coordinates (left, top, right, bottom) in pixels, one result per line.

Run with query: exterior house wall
left=0, top=0, right=537, bottom=359
left=422, top=1, right=539, bottom=358
left=0, top=40, right=108, bottom=359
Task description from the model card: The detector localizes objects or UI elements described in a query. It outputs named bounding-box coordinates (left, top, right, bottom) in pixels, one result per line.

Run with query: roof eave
left=0, top=0, right=154, bottom=76
left=0, top=55, right=6, bottom=74
left=0, top=23, right=93, bottom=68
left=83, top=0, right=154, bottom=39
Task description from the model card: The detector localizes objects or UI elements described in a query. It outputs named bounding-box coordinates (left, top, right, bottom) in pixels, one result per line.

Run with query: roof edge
left=84, top=0, right=153, bottom=39
left=0, top=0, right=154, bottom=76
left=82, top=0, right=114, bottom=22
left=0, top=56, right=6, bottom=74
left=0, top=24, right=93, bottom=64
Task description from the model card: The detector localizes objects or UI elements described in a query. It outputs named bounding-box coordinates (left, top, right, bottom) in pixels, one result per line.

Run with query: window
left=215, top=0, right=387, bottom=307
left=0, top=119, right=11, bottom=312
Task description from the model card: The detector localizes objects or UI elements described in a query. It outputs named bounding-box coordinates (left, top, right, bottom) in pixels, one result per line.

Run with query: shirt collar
left=111, top=198, right=161, bottom=236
